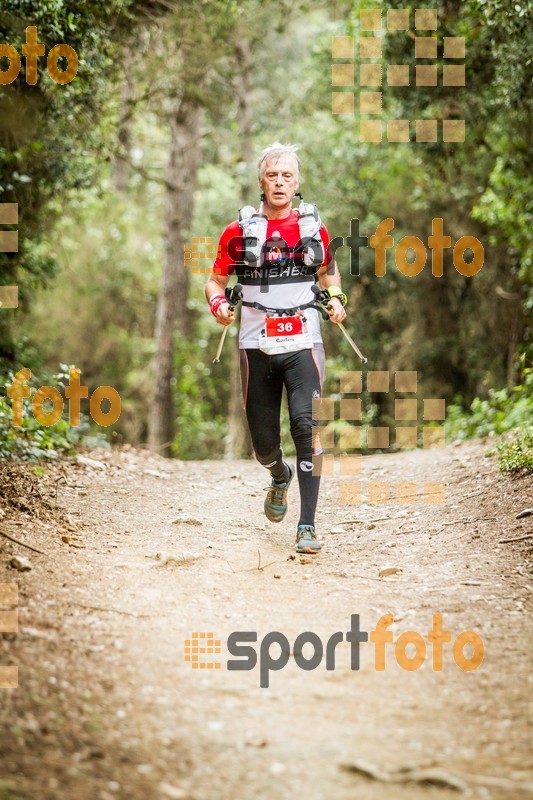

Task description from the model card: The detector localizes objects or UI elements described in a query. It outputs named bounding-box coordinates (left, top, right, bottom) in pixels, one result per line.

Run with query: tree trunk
left=234, top=38, right=255, bottom=203
left=112, top=78, right=135, bottom=195
left=225, top=37, right=254, bottom=459
left=148, top=95, right=201, bottom=455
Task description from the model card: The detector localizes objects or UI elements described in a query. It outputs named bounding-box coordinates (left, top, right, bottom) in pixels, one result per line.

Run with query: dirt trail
left=0, top=441, right=532, bottom=800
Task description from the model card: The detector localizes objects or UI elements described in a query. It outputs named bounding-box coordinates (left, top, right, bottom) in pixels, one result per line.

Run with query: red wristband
left=209, top=294, right=226, bottom=317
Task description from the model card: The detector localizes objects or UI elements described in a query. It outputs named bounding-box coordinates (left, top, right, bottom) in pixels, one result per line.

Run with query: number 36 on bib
left=259, top=314, right=313, bottom=355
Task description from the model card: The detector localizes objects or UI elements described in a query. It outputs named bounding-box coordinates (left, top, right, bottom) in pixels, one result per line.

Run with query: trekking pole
left=212, top=283, right=243, bottom=364
left=311, top=285, right=368, bottom=364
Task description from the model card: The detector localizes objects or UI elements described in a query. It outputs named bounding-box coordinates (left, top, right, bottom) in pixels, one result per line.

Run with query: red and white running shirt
left=212, top=209, right=333, bottom=349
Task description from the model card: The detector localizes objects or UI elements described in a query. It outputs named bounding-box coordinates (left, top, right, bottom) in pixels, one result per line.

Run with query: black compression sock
left=270, top=452, right=289, bottom=483
left=270, top=461, right=290, bottom=484
left=296, top=454, right=321, bottom=527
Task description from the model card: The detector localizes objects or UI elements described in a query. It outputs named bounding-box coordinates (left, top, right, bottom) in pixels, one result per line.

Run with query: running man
left=205, top=142, right=347, bottom=553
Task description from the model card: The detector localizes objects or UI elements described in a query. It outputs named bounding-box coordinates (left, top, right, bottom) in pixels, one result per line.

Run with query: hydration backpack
left=237, top=196, right=325, bottom=268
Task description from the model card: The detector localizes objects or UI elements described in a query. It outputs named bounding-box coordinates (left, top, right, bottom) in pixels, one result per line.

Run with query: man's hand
left=215, top=302, right=235, bottom=326
left=327, top=296, right=347, bottom=324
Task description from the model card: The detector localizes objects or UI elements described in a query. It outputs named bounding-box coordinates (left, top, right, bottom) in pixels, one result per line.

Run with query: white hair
left=258, top=142, right=301, bottom=180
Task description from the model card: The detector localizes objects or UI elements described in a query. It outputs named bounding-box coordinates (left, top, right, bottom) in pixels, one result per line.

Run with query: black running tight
left=239, top=346, right=325, bottom=526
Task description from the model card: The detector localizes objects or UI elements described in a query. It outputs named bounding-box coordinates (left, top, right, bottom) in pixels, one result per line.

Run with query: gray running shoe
left=264, top=463, right=295, bottom=523
left=295, top=524, right=323, bottom=554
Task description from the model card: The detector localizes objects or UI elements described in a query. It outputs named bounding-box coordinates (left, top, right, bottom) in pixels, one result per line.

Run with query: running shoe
left=264, top=463, right=295, bottom=523
left=295, top=524, right=323, bottom=554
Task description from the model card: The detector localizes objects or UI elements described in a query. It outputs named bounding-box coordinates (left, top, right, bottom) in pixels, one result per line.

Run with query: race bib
left=259, top=314, right=313, bottom=355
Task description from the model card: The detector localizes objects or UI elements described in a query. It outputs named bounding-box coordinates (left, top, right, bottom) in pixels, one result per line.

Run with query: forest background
left=0, top=0, right=531, bottom=467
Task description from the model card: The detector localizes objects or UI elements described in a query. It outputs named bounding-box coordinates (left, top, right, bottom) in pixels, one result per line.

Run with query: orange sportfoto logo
left=0, top=27, right=78, bottom=86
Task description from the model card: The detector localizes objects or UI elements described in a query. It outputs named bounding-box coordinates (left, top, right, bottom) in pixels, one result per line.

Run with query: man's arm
left=205, top=272, right=234, bottom=326
left=205, top=222, right=239, bottom=326
left=316, top=260, right=347, bottom=324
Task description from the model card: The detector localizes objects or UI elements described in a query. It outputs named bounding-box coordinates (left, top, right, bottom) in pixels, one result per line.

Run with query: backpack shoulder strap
left=237, top=205, right=268, bottom=266
left=297, top=201, right=320, bottom=223
left=238, top=205, right=258, bottom=225
left=296, top=198, right=324, bottom=266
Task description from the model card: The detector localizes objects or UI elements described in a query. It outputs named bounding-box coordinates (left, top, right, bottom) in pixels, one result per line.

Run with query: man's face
left=259, top=155, right=299, bottom=210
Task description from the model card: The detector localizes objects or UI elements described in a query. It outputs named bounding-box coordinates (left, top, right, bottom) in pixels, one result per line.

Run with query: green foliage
left=170, top=321, right=233, bottom=460
left=0, top=0, right=159, bottom=366
left=497, top=428, right=533, bottom=474
left=20, top=183, right=163, bottom=442
left=0, top=363, right=107, bottom=460
left=473, top=155, right=533, bottom=306
left=2, top=0, right=531, bottom=460
left=446, top=367, right=533, bottom=440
